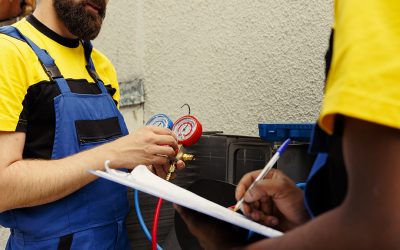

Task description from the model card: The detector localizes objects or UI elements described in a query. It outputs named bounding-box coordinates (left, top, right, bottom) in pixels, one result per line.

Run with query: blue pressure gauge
left=145, top=114, right=173, bottom=129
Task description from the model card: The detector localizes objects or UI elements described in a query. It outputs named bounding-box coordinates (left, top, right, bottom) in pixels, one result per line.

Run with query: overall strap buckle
left=44, top=64, right=63, bottom=80
left=86, top=65, right=100, bottom=82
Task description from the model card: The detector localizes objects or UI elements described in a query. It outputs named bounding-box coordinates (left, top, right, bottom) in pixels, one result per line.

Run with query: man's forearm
left=244, top=207, right=357, bottom=249
left=0, top=126, right=179, bottom=212
left=0, top=145, right=114, bottom=212
left=244, top=201, right=392, bottom=250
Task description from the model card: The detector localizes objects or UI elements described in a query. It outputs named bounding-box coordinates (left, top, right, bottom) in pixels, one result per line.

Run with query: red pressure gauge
left=172, top=115, right=202, bottom=147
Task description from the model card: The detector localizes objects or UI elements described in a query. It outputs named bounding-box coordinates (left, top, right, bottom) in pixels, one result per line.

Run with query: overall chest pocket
left=75, top=117, right=123, bottom=151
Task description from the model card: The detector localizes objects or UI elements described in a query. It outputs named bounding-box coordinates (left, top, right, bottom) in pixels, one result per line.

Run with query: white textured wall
left=0, top=227, right=7, bottom=248
left=95, top=0, right=143, bottom=82
left=97, top=0, right=333, bottom=136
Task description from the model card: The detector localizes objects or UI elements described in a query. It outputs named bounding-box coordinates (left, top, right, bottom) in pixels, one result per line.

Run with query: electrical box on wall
left=119, top=79, right=144, bottom=107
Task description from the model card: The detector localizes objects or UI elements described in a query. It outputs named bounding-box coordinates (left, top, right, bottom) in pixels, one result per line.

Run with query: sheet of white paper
left=89, top=165, right=283, bottom=238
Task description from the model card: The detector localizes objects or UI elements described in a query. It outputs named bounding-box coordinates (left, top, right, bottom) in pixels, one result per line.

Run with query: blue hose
left=134, top=189, right=163, bottom=250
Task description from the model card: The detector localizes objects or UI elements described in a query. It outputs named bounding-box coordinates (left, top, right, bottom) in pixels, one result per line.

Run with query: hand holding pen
left=233, top=138, right=291, bottom=212
left=233, top=138, right=310, bottom=231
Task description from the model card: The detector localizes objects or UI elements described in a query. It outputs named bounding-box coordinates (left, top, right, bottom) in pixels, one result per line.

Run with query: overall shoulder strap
left=0, top=26, right=25, bottom=41
left=82, top=40, right=108, bottom=94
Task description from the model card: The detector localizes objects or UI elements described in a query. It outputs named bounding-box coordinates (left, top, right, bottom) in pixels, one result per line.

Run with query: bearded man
left=0, top=1, right=184, bottom=249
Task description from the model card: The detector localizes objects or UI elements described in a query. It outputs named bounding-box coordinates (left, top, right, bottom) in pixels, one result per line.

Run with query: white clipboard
left=89, top=164, right=283, bottom=238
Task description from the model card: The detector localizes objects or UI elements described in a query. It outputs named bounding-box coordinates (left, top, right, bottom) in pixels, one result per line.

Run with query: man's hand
left=104, top=126, right=185, bottom=178
left=235, top=168, right=310, bottom=231
left=148, top=159, right=185, bottom=180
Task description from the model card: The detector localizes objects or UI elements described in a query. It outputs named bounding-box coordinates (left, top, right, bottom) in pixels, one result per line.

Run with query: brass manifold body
left=165, top=146, right=194, bottom=181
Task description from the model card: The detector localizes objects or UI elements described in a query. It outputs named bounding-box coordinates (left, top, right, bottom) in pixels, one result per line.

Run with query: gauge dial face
left=172, top=115, right=202, bottom=146
left=146, top=114, right=173, bottom=129
left=173, top=117, right=197, bottom=141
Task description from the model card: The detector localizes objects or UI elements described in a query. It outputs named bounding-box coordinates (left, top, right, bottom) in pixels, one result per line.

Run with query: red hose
left=152, top=198, right=163, bottom=250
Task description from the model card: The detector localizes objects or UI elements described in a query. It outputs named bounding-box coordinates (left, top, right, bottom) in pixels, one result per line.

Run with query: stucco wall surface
left=94, top=0, right=142, bottom=82
left=96, top=0, right=333, bottom=136
left=141, top=0, right=332, bottom=136
left=0, top=227, right=8, bottom=248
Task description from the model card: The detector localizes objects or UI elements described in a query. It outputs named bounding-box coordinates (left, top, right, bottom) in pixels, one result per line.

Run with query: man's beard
left=54, top=0, right=106, bottom=40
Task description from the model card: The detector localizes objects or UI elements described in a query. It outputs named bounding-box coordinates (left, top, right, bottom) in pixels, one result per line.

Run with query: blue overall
left=0, top=26, right=131, bottom=249
left=304, top=120, right=348, bottom=217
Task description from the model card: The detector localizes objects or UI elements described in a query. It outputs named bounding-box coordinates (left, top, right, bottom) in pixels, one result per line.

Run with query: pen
left=233, top=138, right=291, bottom=212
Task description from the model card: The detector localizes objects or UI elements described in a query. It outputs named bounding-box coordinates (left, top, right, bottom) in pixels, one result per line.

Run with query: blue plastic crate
left=258, top=123, right=315, bottom=142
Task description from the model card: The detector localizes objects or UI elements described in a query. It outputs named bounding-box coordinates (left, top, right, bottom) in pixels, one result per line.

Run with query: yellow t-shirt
left=319, top=0, right=400, bottom=134
left=0, top=15, right=120, bottom=131
left=0, top=15, right=120, bottom=159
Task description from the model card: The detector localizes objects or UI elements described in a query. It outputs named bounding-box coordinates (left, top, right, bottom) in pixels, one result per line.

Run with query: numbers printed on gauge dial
left=172, top=115, right=202, bottom=147
left=175, top=119, right=195, bottom=140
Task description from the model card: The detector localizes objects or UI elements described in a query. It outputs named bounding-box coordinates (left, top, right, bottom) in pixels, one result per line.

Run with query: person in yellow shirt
left=176, top=1, right=400, bottom=248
